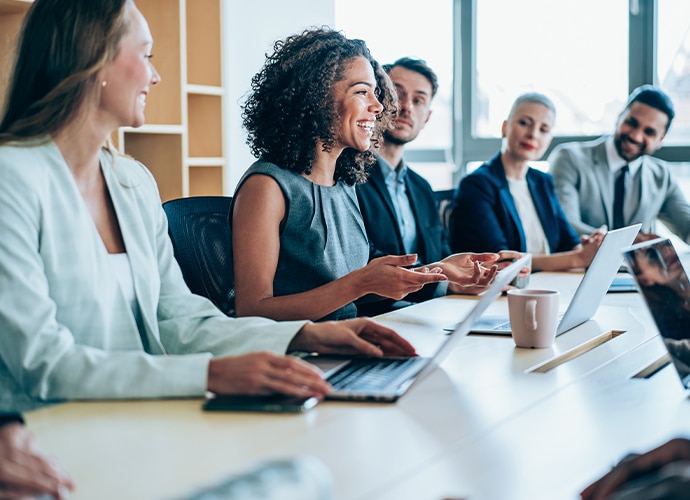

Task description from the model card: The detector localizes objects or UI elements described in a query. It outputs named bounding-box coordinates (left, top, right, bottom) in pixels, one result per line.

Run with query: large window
left=462, top=0, right=690, bottom=167
left=657, top=0, right=690, bottom=146
left=336, top=0, right=690, bottom=187
left=335, top=0, right=455, bottom=189
left=473, top=0, right=628, bottom=139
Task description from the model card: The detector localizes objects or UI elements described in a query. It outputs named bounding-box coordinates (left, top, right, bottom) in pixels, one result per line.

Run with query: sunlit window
left=657, top=0, right=690, bottom=146
left=336, top=0, right=690, bottom=189
left=474, top=0, right=629, bottom=138
left=335, top=0, right=453, bottom=151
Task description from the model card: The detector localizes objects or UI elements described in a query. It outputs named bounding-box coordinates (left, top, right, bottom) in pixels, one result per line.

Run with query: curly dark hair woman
left=241, top=26, right=397, bottom=186
left=231, top=27, right=448, bottom=323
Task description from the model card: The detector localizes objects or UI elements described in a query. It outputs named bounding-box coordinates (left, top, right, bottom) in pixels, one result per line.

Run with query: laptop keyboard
left=327, top=358, right=420, bottom=391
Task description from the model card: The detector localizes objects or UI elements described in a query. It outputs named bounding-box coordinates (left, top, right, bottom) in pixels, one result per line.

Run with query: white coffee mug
left=507, top=289, right=560, bottom=348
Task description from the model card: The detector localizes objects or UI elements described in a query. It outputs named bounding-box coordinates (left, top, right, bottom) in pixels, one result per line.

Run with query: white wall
left=222, top=0, right=336, bottom=194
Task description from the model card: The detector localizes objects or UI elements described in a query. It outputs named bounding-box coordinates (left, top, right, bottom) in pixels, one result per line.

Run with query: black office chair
left=162, top=196, right=236, bottom=316
left=432, top=188, right=456, bottom=238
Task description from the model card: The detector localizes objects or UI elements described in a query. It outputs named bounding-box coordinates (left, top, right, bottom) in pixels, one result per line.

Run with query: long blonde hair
left=0, top=0, right=133, bottom=144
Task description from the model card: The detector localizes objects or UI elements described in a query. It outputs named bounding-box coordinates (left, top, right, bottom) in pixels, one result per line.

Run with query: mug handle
left=525, top=299, right=538, bottom=331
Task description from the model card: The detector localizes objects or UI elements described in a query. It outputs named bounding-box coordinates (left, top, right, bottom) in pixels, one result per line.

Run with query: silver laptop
left=298, top=255, right=531, bottom=402
left=470, top=224, right=641, bottom=336
left=623, top=238, right=690, bottom=389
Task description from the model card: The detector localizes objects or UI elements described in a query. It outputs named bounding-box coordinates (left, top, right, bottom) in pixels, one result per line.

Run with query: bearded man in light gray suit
left=548, top=85, right=690, bottom=243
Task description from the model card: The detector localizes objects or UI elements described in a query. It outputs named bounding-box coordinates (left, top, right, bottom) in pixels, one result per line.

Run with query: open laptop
left=623, top=238, right=690, bottom=389
left=470, top=224, right=641, bottom=336
left=297, top=255, right=531, bottom=402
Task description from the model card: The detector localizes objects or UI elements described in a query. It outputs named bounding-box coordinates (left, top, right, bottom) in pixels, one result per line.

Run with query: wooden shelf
left=124, top=132, right=184, bottom=201
left=185, top=84, right=223, bottom=96
left=138, top=0, right=225, bottom=199
left=0, top=1, right=31, bottom=99
left=186, top=157, right=225, bottom=167
left=185, top=0, right=221, bottom=87
left=187, top=93, right=222, bottom=158
left=120, top=124, right=185, bottom=135
left=0, top=0, right=225, bottom=202
left=189, top=167, right=224, bottom=196
left=0, top=0, right=31, bottom=14
left=135, top=0, right=182, bottom=126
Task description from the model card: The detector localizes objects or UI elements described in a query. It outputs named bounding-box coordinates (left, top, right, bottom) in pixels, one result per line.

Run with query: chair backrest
left=162, top=196, right=235, bottom=316
left=432, top=188, right=455, bottom=238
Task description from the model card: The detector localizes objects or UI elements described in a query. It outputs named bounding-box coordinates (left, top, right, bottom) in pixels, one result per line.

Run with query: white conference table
left=25, top=270, right=690, bottom=500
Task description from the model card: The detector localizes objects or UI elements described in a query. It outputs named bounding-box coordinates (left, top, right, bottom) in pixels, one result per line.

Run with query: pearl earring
left=102, top=81, right=107, bottom=88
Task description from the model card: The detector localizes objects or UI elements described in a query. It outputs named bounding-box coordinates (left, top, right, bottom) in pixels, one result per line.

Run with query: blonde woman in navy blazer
left=0, top=0, right=415, bottom=412
left=450, top=93, right=604, bottom=272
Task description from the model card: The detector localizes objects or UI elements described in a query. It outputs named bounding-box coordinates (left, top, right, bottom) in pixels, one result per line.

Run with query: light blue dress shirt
left=379, top=156, right=419, bottom=259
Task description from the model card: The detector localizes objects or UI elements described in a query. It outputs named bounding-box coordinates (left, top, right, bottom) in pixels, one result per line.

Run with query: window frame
left=454, top=0, right=689, bottom=181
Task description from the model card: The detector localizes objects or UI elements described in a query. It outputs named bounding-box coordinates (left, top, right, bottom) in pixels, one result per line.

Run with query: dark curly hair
left=241, top=27, right=397, bottom=185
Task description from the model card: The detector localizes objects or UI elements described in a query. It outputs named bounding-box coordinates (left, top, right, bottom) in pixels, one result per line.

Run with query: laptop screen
left=623, top=238, right=690, bottom=388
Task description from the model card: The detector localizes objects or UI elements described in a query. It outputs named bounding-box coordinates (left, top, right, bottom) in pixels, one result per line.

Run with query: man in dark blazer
left=549, top=85, right=690, bottom=244
left=356, top=58, right=518, bottom=316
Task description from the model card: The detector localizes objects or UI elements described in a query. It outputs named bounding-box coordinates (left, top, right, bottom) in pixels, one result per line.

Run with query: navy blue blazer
left=357, top=157, right=450, bottom=263
left=356, top=156, right=450, bottom=315
left=450, top=153, right=579, bottom=254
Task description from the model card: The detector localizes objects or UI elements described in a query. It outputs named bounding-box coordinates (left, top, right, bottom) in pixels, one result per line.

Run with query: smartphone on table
left=202, top=394, right=319, bottom=413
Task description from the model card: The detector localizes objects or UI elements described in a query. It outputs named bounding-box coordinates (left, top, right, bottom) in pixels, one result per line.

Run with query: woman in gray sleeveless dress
left=232, top=28, right=491, bottom=322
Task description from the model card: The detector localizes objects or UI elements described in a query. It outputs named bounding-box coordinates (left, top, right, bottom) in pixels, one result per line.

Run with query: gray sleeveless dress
left=232, top=160, right=369, bottom=321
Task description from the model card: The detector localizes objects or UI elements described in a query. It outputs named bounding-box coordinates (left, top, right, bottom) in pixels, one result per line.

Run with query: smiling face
left=614, top=101, right=668, bottom=162
left=331, top=56, right=384, bottom=153
left=98, top=5, right=160, bottom=129
left=384, top=65, right=433, bottom=145
left=502, top=101, right=554, bottom=162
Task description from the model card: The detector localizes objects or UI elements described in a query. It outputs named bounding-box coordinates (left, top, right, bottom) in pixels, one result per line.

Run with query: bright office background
left=335, top=0, right=690, bottom=194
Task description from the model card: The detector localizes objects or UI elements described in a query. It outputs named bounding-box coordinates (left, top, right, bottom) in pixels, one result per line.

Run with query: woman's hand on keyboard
left=288, top=318, right=417, bottom=357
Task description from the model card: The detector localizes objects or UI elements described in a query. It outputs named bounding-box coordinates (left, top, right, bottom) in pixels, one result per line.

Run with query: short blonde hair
left=507, top=92, right=556, bottom=121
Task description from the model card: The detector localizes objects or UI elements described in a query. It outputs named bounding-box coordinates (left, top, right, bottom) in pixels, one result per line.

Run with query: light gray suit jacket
left=0, top=141, right=305, bottom=412
left=548, top=136, right=690, bottom=242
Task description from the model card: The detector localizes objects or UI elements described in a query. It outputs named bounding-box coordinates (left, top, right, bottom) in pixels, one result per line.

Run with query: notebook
left=623, top=238, right=690, bottom=389
left=470, top=224, right=641, bottom=336
left=297, top=255, right=531, bottom=402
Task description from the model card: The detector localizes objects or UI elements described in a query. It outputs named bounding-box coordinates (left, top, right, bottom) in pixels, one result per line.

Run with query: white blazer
left=0, top=140, right=305, bottom=412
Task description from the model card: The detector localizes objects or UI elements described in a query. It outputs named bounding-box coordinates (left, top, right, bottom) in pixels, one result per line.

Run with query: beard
left=384, top=129, right=413, bottom=146
left=614, top=133, right=646, bottom=162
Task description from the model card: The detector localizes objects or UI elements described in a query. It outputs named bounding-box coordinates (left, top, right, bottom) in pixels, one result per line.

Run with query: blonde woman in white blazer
left=0, top=0, right=415, bottom=413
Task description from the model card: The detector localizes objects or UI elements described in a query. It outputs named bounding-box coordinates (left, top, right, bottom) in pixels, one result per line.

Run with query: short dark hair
left=384, top=57, right=439, bottom=99
left=625, top=85, right=675, bottom=132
